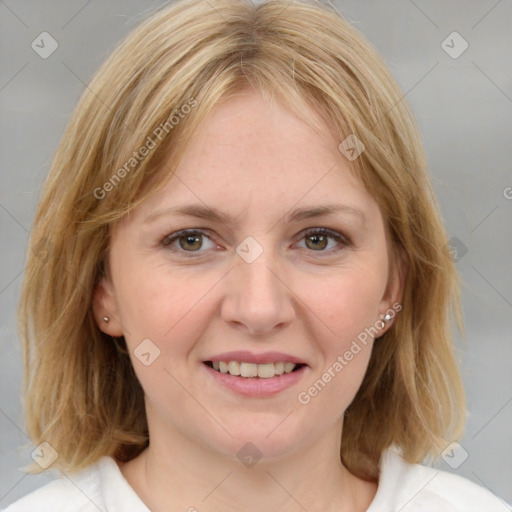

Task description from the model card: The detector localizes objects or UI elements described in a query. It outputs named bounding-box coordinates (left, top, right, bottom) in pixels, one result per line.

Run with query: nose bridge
left=239, top=252, right=280, bottom=300
left=221, top=236, right=295, bottom=334
left=236, top=237, right=284, bottom=305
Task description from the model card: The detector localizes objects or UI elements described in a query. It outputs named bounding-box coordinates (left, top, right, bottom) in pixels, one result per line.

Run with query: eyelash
left=160, top=228, right=351, bottom=258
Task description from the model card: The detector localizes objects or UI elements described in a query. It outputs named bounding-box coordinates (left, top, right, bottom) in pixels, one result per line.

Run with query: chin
left=202, top=415, right=313, bottom=465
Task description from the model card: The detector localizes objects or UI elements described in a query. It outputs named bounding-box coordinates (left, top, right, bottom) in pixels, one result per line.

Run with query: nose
left=221, top=249, right=295, bottom=336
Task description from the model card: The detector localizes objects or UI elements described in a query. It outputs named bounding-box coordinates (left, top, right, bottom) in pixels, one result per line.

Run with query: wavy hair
left=18, top=0, right=465, bottom=480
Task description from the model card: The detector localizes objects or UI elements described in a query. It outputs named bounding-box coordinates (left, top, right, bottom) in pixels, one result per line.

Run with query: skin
left=94, top=88, right=406, bottom=512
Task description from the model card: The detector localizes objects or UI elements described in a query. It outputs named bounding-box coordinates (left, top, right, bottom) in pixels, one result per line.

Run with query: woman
left=4, top=0, right=507, bottom=510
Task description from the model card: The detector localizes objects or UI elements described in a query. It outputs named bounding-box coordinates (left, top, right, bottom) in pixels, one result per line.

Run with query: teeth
left=284, top=362, right=295, bottom=373
left=274, top=362, right=285, bottom=375
left=210, top=361, right=299, bottom=378
left=228, top=361, right=241, bottom=375
left=257, top=363, right=275, bottom=378
left=240, top=362, right=258, bottom=377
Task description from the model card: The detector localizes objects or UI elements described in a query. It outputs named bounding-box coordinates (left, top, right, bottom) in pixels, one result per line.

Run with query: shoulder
left=368, top=446, right=510, bottom=512
left=2, top=458, right=106, bottom=512
left=2, top=456, right=149, bottom=512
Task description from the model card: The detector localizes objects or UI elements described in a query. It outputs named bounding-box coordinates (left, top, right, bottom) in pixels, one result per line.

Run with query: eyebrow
left=143, top=203, right=367, bottom=227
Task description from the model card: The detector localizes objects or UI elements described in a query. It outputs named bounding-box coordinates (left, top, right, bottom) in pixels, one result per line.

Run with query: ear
left=378, top=246, right=408, bottom=333
left=92, top=275, right=124, bottom=337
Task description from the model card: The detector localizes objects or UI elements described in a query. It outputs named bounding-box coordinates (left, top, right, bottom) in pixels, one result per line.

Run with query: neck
left=118, top=419, right=377, bottom=512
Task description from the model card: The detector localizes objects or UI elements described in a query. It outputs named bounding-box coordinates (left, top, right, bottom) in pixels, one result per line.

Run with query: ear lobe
left=92, top=277, right=124, bottom=337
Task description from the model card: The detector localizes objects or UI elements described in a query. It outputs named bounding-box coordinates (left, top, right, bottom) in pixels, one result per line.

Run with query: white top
left=2, top=446, right=509, bottom=511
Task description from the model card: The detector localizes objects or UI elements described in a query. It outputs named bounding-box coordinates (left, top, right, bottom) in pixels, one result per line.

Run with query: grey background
left=1, top=0, right=511, bottom=508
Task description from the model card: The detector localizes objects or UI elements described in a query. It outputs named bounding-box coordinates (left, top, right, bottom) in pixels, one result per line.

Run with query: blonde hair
left=18, top=0, right=466, bottom=480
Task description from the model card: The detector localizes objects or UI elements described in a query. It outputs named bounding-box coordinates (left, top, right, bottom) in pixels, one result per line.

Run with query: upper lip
left=205, top=350, right=308, bottom=365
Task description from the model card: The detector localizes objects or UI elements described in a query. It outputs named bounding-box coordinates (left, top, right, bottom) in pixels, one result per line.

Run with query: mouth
left=204, top=360, right=306, bottom=379
left=202, top=350, right=309, bottom=397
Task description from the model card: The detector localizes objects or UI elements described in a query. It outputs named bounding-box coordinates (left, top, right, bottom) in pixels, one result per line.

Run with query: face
left=94, top=88, right=404, bottom=463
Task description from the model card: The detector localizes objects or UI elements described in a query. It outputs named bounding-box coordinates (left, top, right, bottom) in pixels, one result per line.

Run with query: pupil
left=306, top=235, right=327, bottom=250
left=180, top=234, right=201, bottom=251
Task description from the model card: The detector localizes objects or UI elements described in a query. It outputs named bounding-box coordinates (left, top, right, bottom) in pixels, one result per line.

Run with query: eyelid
left=161, top=229, right=219, bottom=254
left=161, top=227, right=351, bottom=257
left=300, top=227, right=351, bottom=246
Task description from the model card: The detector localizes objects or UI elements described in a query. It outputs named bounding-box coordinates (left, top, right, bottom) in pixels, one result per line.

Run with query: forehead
left=131, top=89, right=379, bottom=225
left=181, top=90, right=353, bottom=180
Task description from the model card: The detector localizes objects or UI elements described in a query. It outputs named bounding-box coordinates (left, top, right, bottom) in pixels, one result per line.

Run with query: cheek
left=111, top=262, right=213, bottom=399
left=296, top=274, right=378, bottom=420
left=291, top=260, right=386, bottom=411
left=112, top=256, right=218, bottom=356
left=301, top=262, right=387, bottom=347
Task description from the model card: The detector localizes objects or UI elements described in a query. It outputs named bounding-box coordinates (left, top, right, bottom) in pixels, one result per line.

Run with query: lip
left=206, top=350, right=307, bottom=365
left=203, top=362, right=308, bottom=398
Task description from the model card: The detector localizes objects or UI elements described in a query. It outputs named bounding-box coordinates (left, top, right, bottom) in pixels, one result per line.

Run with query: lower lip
left=203, top=363, right=307, bottom=397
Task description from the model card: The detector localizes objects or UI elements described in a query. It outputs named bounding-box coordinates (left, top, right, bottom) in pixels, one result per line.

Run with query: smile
left=205, top=361, right=303, bottom=378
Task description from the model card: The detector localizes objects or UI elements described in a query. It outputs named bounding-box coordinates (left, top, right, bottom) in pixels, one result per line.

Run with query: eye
left=161, top=227, right=350, bottom=258
left=296, top=228, right=350, bottom=255
left=161, top=229, right=218, bottom=256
